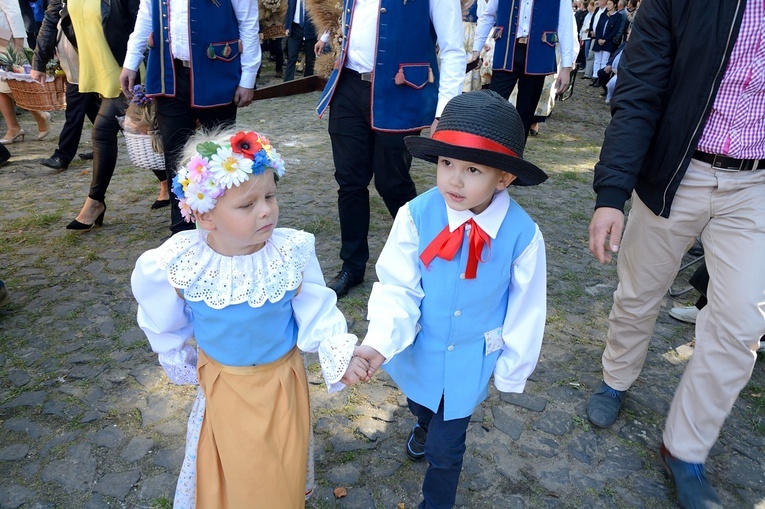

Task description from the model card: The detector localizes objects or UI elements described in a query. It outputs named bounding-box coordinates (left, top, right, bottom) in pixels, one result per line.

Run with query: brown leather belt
left=693, top=150, right=764, bottom=171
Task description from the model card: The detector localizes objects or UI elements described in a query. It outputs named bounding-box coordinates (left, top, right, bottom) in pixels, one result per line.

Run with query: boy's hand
left=340, top=355, right=370, bottom=385
left=353, top=345, right=385, bottom=380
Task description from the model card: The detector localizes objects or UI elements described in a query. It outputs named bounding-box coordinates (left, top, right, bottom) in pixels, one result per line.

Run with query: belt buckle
left=711, top=154, right=739, bottom=171
left=360, top=72, right=373, bottom=82
left=517, top=37, right=528, bottom=44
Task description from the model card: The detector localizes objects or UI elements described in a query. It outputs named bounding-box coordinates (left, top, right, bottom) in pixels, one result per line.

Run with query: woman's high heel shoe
left=0, top=129, right=26, bottom=144
left=66, top=203, right=106, bottom=231
left=37, top=112, right=51, bottom=140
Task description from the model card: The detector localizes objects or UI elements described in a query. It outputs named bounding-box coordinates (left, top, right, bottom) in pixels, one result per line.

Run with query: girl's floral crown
left=172, top=131, right=285, bottom=222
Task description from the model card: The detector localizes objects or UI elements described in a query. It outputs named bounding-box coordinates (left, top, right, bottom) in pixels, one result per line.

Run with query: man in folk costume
left=472, top=0, right=578, bottom=137
left=119, top=0, right=260, bottom=235
left=314, top=0, right=465, bottom=299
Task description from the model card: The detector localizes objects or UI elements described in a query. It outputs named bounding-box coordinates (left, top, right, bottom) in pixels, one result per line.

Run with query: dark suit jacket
left=284, top=0, right=316, bottom=40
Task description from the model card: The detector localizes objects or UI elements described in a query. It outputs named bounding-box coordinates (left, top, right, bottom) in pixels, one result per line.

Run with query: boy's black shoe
left=406, top=423, right=427, bottom=461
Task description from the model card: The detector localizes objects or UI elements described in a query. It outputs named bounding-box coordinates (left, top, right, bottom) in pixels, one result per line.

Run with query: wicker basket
left=124, top=131, right=165, bottom=171
left=3, top=73, right=67, bottom=111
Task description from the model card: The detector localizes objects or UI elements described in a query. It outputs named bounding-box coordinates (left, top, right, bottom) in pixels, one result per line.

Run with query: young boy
left=352, top=90, right=548, bottom=509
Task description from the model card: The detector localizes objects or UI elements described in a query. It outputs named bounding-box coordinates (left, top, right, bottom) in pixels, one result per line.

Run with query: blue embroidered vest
left=146, top=0, right=241, bottom=107
left=317, top=0, right=439, bottom=132
left=493, top=0, right=559, bottom=75
left=382, top=188, right=537, bottom=420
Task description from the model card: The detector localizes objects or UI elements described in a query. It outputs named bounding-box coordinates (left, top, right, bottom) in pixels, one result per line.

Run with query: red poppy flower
left=230, top=131, right=262, bottom=158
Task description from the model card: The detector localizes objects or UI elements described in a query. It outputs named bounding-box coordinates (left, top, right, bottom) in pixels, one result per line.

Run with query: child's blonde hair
left=171, top=127, right=285, bottom=222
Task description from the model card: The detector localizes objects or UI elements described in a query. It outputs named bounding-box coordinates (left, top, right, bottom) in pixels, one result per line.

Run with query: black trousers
left=284, top=23, right=316, bottom=81
left=489, top=42, right=546, bottom=138
left=54, top=82, right=100, bottom=165
left=328, top=70, right=417, bottom=277
left=89, top=95, right=129, bottom=202
left=156, top=62, right=237, bottom=234
left=596, top=67, right=614, bottom=93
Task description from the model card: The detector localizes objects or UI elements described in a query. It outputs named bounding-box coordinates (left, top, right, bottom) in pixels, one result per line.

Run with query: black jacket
left=593, top=0, right=746, bottom=217
left=33, top=0, right=138, bottom=73
left=283, top=0, right=317, bottom=40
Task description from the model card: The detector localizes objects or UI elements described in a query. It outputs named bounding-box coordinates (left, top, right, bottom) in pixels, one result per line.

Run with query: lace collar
left=156, top=228, right=313, bottom=309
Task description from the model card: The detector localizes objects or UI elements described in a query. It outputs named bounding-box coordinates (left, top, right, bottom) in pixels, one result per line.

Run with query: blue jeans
left=407, top=398, right=471, bottom=509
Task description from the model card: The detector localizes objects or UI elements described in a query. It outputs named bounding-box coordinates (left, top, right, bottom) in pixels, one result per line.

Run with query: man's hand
left=588, top=207, right=625, bottom=264
left=604, top=65, right=612, bottom=74
left=468, top=50, right=479, bottom=63
left=598, top=38, right=606, bottom=45
left=352, top=345, right=385, bottom=380
left=314, top=40, right=326, bottom=56
left=30, top=69, right=46, bottom=85
left=555, top=66, right=572, bottom=94
left=120, top=68, right=137, bottom=98
left=234, top=86, right=254, bottom=107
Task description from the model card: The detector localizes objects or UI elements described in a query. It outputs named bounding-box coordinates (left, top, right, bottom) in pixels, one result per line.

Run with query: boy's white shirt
left=363, top=190, right=546, bottom=393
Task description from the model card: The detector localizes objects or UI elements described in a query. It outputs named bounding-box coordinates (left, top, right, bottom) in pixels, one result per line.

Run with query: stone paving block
left=532, top=410, right=575, bottom=436
left=3, top=418, right=51, bottom=440
left=326, top=463, right=361, bottom=485
left=121, top=436, right=154, bottom=462
left=92, top=470, right=140, bottom=499
left=3, top=391, right=46, bottom=408
left=137, top=472, right=177, bottom=501
left=329, top=430, right=377, bottom=453
left=7, top=370, right=31, bottom=387
left=91, top=426, right=125, bottom=449
left=566, top=431, right=604, bottom=465
left=40, top=431, right=81, bottom=457
left=0, top=444, right=29, bottom=461
left=492, top=405, right=525, bottom=440
left=0, top=485, right=34, bottom=509
left=40, top=443, right=96, bottom=492
left=500, top=392, right=547, bottom=412
left=154, top=446, right=185, bottom=472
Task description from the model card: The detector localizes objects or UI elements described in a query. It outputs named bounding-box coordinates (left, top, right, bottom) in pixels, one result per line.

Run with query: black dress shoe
left=151, top=199, right=171, bottom=209
left=327, top=270, right=363, bottom=298
left=41, top=155, right=68, bottom=170
left=79, top=151, right=94, bottom=160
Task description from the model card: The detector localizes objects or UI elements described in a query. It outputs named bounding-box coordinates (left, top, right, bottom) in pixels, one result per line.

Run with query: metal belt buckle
left=360, top=72, right=373, bottom=82
left=711, top=154, right=738, bottom=171
left=517, top=37, right=528, bottom=44
left=180, top=60, right=190, bottom=68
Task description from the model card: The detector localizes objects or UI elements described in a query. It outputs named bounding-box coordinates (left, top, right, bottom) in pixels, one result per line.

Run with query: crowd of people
left=1, top=0, right=763, bottom=508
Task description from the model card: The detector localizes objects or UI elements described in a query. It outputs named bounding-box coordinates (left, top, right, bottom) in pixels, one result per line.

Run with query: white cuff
left=158, top=344, right=199, bottom=385
left=318, top=333, right=357, bottom=393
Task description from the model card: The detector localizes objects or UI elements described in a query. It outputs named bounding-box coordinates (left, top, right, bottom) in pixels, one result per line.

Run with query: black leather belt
left=693, top=150, right=764, bottom=171
left=344, top=68, right=373, bottom=82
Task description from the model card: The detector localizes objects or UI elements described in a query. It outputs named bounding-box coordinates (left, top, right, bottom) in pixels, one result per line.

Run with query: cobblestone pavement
left=1, top=65, right=764, bottom=509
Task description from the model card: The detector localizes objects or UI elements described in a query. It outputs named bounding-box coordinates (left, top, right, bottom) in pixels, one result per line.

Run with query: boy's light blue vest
left=493, top=0, right=559, bottom=75
left=316, top=0, right=440, bottom=132
left=146, top=0, right=241, bottom=107
left=383, top=188, right=537, bottom=420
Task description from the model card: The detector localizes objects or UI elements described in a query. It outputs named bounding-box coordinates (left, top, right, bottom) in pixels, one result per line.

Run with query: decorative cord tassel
left=394, top=67, right=405, bottom=85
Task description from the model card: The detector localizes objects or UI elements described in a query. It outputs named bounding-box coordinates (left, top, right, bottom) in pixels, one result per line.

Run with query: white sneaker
left=669, top=306, right=699, bottom=324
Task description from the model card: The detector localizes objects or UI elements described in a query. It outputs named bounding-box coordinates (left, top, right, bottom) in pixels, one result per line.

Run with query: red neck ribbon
left=419, top=219, right=490, bottom=279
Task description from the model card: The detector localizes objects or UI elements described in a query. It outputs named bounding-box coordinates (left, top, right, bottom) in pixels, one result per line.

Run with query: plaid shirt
left=696, top=0, right=765, bottom=159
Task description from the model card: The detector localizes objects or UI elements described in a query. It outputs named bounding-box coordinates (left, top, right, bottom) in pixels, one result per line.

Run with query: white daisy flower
left=184, top=182, right=217, bottom=213
left=209, top=146, right=253, bottom=189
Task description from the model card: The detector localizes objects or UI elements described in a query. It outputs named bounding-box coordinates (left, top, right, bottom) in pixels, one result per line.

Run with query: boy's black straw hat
left=405, top=90, right=548, bottom=186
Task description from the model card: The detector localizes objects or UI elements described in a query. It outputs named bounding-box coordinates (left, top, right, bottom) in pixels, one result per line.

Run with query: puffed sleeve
left=362, top=203, right=424, bottom=361
left=493, top=227, right=546, bottom=393
left=292, top=243, right=357, bottom=393
left=131, top=249, right=198, bottom=385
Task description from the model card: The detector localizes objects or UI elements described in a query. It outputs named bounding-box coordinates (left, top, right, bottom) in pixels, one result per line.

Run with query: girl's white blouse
left=131, top=228, right=357, bottom=392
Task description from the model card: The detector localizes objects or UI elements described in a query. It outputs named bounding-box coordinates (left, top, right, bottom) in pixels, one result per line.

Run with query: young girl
left=131, top=129, right=367, bottom=508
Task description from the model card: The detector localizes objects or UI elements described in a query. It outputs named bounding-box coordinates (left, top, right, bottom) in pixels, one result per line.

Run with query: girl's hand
left=340, top=356, right=370, bottom=385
